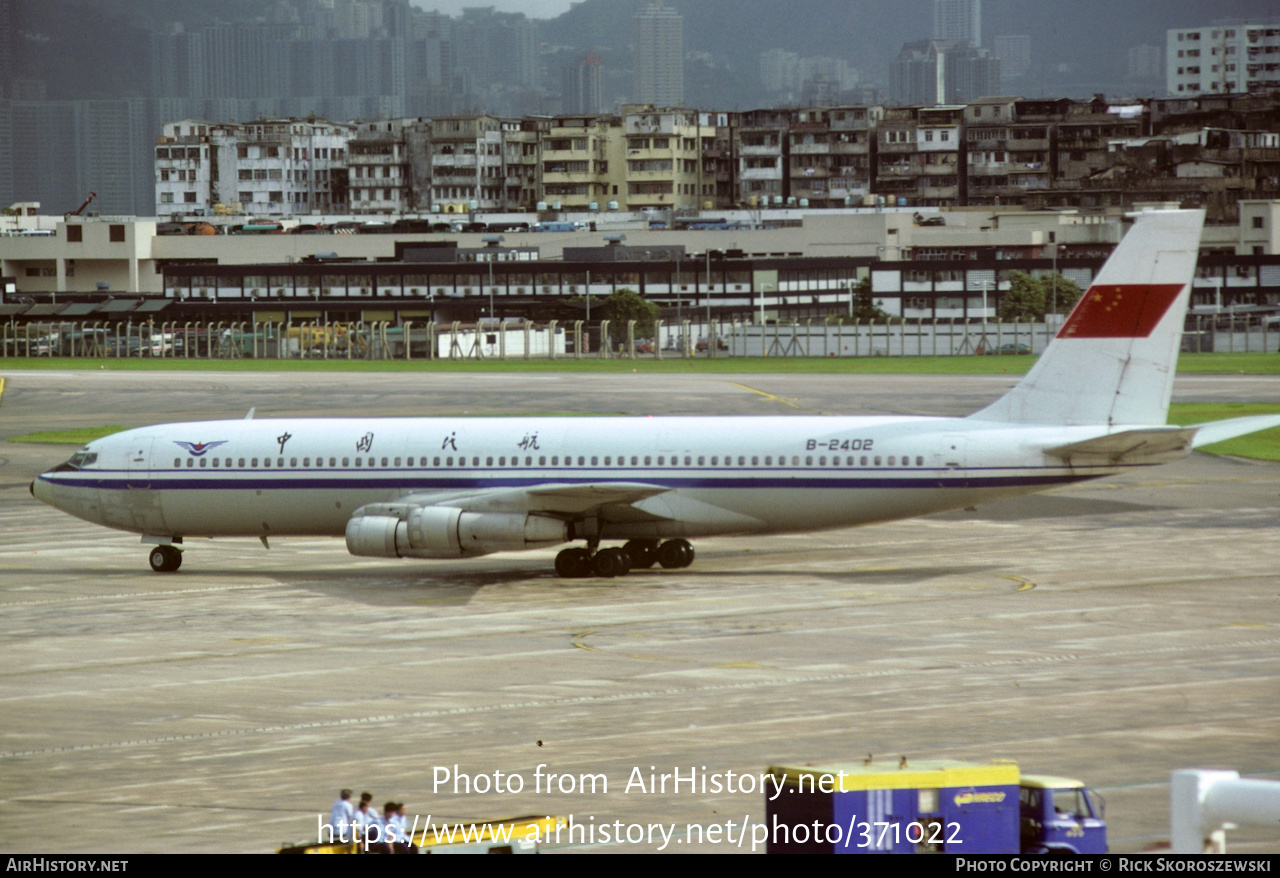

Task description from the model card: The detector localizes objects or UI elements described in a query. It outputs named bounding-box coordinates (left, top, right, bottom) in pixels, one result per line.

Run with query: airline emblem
left=173, top=440, right=228, bottom=457
left=356, top=432, right=375, bottom=453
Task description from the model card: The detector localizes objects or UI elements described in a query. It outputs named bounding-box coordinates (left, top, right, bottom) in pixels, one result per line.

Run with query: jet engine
left=345, top=505, right=569, bottom=559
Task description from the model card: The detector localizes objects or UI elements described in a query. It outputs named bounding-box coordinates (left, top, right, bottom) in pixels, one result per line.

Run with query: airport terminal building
left=2, top=203, right=1279, bottom=345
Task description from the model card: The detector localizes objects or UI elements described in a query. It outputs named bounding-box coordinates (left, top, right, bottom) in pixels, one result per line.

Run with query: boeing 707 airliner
left=31, top=210, right=1280, bottom=577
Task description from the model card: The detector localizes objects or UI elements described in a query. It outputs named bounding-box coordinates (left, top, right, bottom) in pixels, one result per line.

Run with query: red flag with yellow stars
left=1057, top=284, right=1185, bottom=339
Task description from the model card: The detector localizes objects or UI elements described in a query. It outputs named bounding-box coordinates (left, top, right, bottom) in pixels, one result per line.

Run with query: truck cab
left=1019, top=775, right=1107, bottom=855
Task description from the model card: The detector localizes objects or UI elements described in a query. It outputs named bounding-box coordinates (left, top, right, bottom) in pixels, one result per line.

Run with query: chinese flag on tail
left=1057, top=284, right=1185, bottom=339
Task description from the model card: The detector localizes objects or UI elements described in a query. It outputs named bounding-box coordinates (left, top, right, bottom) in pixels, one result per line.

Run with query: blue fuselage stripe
left=41, top=469, right=1101, bottom=492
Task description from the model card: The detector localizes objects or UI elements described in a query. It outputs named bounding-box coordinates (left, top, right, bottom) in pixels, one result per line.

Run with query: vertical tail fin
left=971, top=209, right=1205, bottom=427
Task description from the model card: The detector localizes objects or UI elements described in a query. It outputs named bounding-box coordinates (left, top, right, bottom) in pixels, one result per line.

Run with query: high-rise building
left=761, top=50, right=859, bottom=101
left=1167, top=24, right=1280, bottom=96
left=0, top=0, right=13, bottom=100
left=934, top=0, right=982, bottom=47
left=563, top=52, right=605, bottom=114
left=760, top=50, right=800, bottom=94
left=891, top=40, right=1000, bottom=106
left=454, top=8, right=539, bottom=92
left=993, top=34, right=1031, bottom=85
left=5, top=99, right=153, bottom=216
left=634, top=1, right=684, bottom=107
left=1127, top=45, right=1162, bottom=82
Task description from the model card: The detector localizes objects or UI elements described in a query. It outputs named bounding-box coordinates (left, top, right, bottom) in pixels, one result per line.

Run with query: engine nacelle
left=345, top=506, right=569, bottom=559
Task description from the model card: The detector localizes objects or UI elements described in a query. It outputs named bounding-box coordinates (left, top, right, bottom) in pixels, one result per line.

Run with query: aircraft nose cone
left=31, top=475, right=54, bottom=506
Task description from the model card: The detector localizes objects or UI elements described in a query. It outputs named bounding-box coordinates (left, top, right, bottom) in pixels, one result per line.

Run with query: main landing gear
left=148, top=544, right=182, bottom=573
left=554, top=539, right=695, bottom=579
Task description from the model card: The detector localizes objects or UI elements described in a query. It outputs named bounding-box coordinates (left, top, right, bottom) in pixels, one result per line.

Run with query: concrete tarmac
left=0, top=370, right=1277, bottom=854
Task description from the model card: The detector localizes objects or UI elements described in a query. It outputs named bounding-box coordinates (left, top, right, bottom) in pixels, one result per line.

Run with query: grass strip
left=1, top=352, right=1277, bottom=375
left=8, top=426, right=127, bottom=445
left=1169, top=403, right=1280, bottom=462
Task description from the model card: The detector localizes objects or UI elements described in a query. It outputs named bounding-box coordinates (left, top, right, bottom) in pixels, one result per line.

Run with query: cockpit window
left=54, top=450, right=98, bottom=472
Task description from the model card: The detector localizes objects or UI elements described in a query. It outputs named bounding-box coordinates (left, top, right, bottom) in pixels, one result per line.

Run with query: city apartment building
left=154, top=121, right=217, bottom=216
left=787, top=107, right=879, bottom=209
left=540, top=115, right=626, bottom=210
left=152, top=91, right=1280, bottom=223
left=428, top=115, right=542, bottom=212
left=964, top=96, right=1018, bottom=205
left=735, top=108, right=789, bottom=206
left=697, top=111, right=736, bottom=209
left=877, top=105, right=965, bottom=207
left=348, top=118, right=431, bottom=215
left=1167, top=24, right=1280, bottom=96
left=622, top=107, right=702, bottom=210
left=155, top=119, right=353, bottom=217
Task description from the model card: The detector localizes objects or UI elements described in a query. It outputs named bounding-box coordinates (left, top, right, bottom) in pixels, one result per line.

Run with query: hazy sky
left=410, top=0, right=578, bottom=18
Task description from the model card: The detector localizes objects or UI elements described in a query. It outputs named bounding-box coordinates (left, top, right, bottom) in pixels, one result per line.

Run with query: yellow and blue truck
left=765, top=759, right=1106, bottom=855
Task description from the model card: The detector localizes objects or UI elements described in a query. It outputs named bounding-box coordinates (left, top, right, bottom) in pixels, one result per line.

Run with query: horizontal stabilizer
left=1044, top=427, right=1197, bottom=466
left=1189, top=415, right=1280, bottom=449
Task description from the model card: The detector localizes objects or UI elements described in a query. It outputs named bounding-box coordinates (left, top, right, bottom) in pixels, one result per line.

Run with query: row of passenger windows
left=172, top=454, right=929, bottom=469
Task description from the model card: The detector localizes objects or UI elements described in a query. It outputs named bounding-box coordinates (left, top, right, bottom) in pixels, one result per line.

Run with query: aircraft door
left=100, top=437, right=169, bottom=534
left=937, top=434, right=968, bottom=471
left=125, top=439, right=152, bottom=489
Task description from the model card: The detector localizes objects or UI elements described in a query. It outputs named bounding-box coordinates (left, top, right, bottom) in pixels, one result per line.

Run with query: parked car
left=986, top=343, right=1032, bottom=355
left=695, top=338, right=728, bottom=352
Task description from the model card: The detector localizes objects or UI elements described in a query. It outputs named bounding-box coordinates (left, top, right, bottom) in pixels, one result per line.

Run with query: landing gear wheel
left=555, top=547, right=594, bottom=579
left=623, top=540, right=658, bottom=569
left=677, top=541, right=695, bottom=568
left=657, top=539, right=694, bottom=569
left=592, top=547, right=632, bottom=578
left=148, top=545, right=182, bottom=573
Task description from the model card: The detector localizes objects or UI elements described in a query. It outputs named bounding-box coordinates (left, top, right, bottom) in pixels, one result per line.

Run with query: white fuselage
left=34, top=415, right=1129, bottom=545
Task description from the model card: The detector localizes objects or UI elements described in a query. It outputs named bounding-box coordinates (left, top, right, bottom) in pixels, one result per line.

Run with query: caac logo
left=173, top=440, right=228, bottom=457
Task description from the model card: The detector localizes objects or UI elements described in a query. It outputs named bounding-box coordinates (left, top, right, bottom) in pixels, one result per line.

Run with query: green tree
left=997, top=271, right=1046, bottom=321
left=1042, top=273, right=1083, bottom=315
left=837, top=277, right=889, bottom=323
left=600, top=288, right=659, bottom=347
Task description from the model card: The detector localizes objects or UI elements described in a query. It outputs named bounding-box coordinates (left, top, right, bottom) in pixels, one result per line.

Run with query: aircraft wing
left=372, top=482, right=677, bottom=524
left=358, top=481, right=766, bottom=533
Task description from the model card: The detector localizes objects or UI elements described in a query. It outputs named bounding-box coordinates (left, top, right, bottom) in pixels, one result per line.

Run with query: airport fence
left=1, top=315, right=1274, bottom=361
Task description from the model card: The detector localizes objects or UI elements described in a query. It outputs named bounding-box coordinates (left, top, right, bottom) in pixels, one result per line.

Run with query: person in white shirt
left=328, top=788, right=354, bottom=843
left=352, top=792, right=379, bottom=848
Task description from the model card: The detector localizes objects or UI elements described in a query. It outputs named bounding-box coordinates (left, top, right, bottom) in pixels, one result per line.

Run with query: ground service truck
left=766, top=759, right=1106, bottom=854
